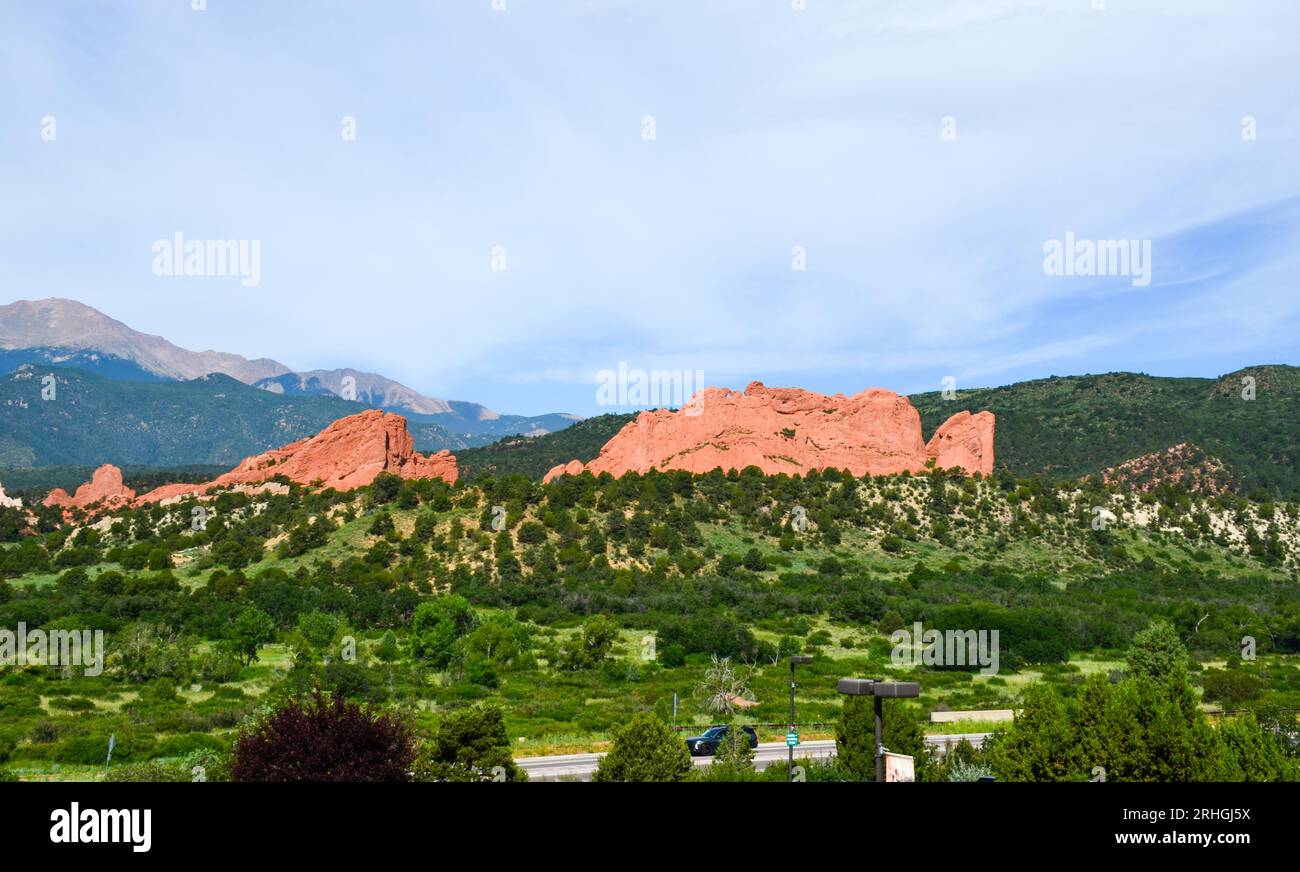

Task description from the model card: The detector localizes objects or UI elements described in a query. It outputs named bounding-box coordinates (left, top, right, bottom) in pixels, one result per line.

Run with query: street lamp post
left=836, top=678, right=921, bottom=782
left=788, top=655, right=813, bottom=781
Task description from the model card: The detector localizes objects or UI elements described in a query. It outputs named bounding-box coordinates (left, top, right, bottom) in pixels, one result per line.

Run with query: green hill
left=910, top=365, right=1300, bottom=497
left=456, top=413, right=636, bottom=481
left=0, top=365, right=459, bottom=467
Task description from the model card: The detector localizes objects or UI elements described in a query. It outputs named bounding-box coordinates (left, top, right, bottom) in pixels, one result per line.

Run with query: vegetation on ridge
left=1, top=460, right=1298, bottom=781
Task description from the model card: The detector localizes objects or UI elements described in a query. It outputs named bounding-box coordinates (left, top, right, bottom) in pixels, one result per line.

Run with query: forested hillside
left=911, top=366, right=1300, bottom=497
left=0, top=366, right=466, bottom=466
left=2, top=464, right=1297, bottom=781
left=456, top=413, right=636, bottom=480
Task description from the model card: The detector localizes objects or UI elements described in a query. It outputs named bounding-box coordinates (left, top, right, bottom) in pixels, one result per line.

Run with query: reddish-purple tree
left=231, top=688, right=414, bottom=782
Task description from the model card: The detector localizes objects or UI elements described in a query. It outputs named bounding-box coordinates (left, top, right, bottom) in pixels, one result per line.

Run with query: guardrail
left=1205, top=706, right=1300, bottom=720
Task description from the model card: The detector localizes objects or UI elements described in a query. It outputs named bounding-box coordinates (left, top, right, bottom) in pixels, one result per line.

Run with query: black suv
left=685, top=725, right=759, bottom=756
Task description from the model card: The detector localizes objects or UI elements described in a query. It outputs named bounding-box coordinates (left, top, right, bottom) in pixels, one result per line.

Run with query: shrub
left=760, top=757, right=849, bottom=783
left=231, top=688, right=414, bottom=782
left=153, top=732, right=225, bottom=759
left=184, top=747, right=232, bottom=783
left=947, top=759, right=994, bottom=782
left=1201, top=669, right=1264, bottom=708
left=413, top=704, right=524, bottom=782
left=58, top=732, right=155, bottom=766
left=593, top=713, right=692, bottom=783
left=105, top=762, right=189, bottom=782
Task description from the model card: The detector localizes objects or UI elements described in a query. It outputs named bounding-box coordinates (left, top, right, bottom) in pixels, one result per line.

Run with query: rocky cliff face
left=44, top=464, right=136, bottom=509
left=134, top=410, right=458, bottom=503
left=544, top=381, right=994, bottom=482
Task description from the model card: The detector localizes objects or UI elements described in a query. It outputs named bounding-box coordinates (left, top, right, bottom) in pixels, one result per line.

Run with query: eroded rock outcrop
left=44, top=464, right=136, bottom=509
left=544, top=381, right=994, bottom=482
left=135, top=410, right=457, bottom=504
left=924, top=410, right=996, bottom=476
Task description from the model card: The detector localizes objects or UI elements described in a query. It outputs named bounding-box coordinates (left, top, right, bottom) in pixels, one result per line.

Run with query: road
left=516, top=733, right=992, bottom=781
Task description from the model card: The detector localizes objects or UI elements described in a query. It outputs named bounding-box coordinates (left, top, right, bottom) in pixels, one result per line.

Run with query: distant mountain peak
left=0, top=297, right=581, bottom=449
left=0, top=297, right=290, bottom=384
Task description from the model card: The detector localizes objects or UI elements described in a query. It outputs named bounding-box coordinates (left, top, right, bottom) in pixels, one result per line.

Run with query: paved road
left=517, top=733, right=992, bottom=781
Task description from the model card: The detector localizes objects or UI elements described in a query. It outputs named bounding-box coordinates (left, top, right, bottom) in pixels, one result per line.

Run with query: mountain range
left=0, top=298, right=579, bottom=463
left=3, top=301, right=1297, bottom=498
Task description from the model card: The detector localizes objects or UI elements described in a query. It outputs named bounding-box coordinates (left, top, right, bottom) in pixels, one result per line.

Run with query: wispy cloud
left=0, top=0, right=1296, bottom=414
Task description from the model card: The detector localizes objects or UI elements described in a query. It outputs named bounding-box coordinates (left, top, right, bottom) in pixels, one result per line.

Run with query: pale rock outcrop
left=153, top=481, right=290, bottom=507
left=0, top=479, right=21, bottom=509
left=544, top=381, right=995, bottom=482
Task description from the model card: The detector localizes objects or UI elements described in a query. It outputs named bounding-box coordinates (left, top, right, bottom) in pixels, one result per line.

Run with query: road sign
left=884, top=752, right=915, bottom=782
left=786, top=731, right=800, bottom=747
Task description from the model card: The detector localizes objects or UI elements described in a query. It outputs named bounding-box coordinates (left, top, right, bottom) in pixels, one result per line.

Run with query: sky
left=2, top=0, right=1297, bottom=417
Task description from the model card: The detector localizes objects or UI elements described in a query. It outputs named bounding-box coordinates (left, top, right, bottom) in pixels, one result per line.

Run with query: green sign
left=786, top=731, right=800, bottom=747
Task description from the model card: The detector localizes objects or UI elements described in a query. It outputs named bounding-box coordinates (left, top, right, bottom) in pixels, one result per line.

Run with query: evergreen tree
left=593, top=713, right=692, bottom=783
left=414, top=704, right=525, bottom=782
left=1126, top=621, right=1188, bottom=687
left=836, top=697, right=933, bottom=781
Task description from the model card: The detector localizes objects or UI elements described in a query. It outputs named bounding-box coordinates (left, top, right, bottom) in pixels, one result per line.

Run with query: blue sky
left=2, top=0, right=1297, bottom=416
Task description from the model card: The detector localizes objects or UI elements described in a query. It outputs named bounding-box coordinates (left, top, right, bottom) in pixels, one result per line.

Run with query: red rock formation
left=132, top=410, right=458, bottom=504
left=924, top=410, right=996, bottom=476
left=550, top=459, right=585, bottom=481
left=543, top=381, right=994, bottom=482
left=44, top=464, right=136, bottom=509
left=44, top=489, right=72, bottom=508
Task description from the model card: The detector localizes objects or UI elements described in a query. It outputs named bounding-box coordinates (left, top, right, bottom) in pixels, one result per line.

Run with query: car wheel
left=699, top=743, right=715, bottom=756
